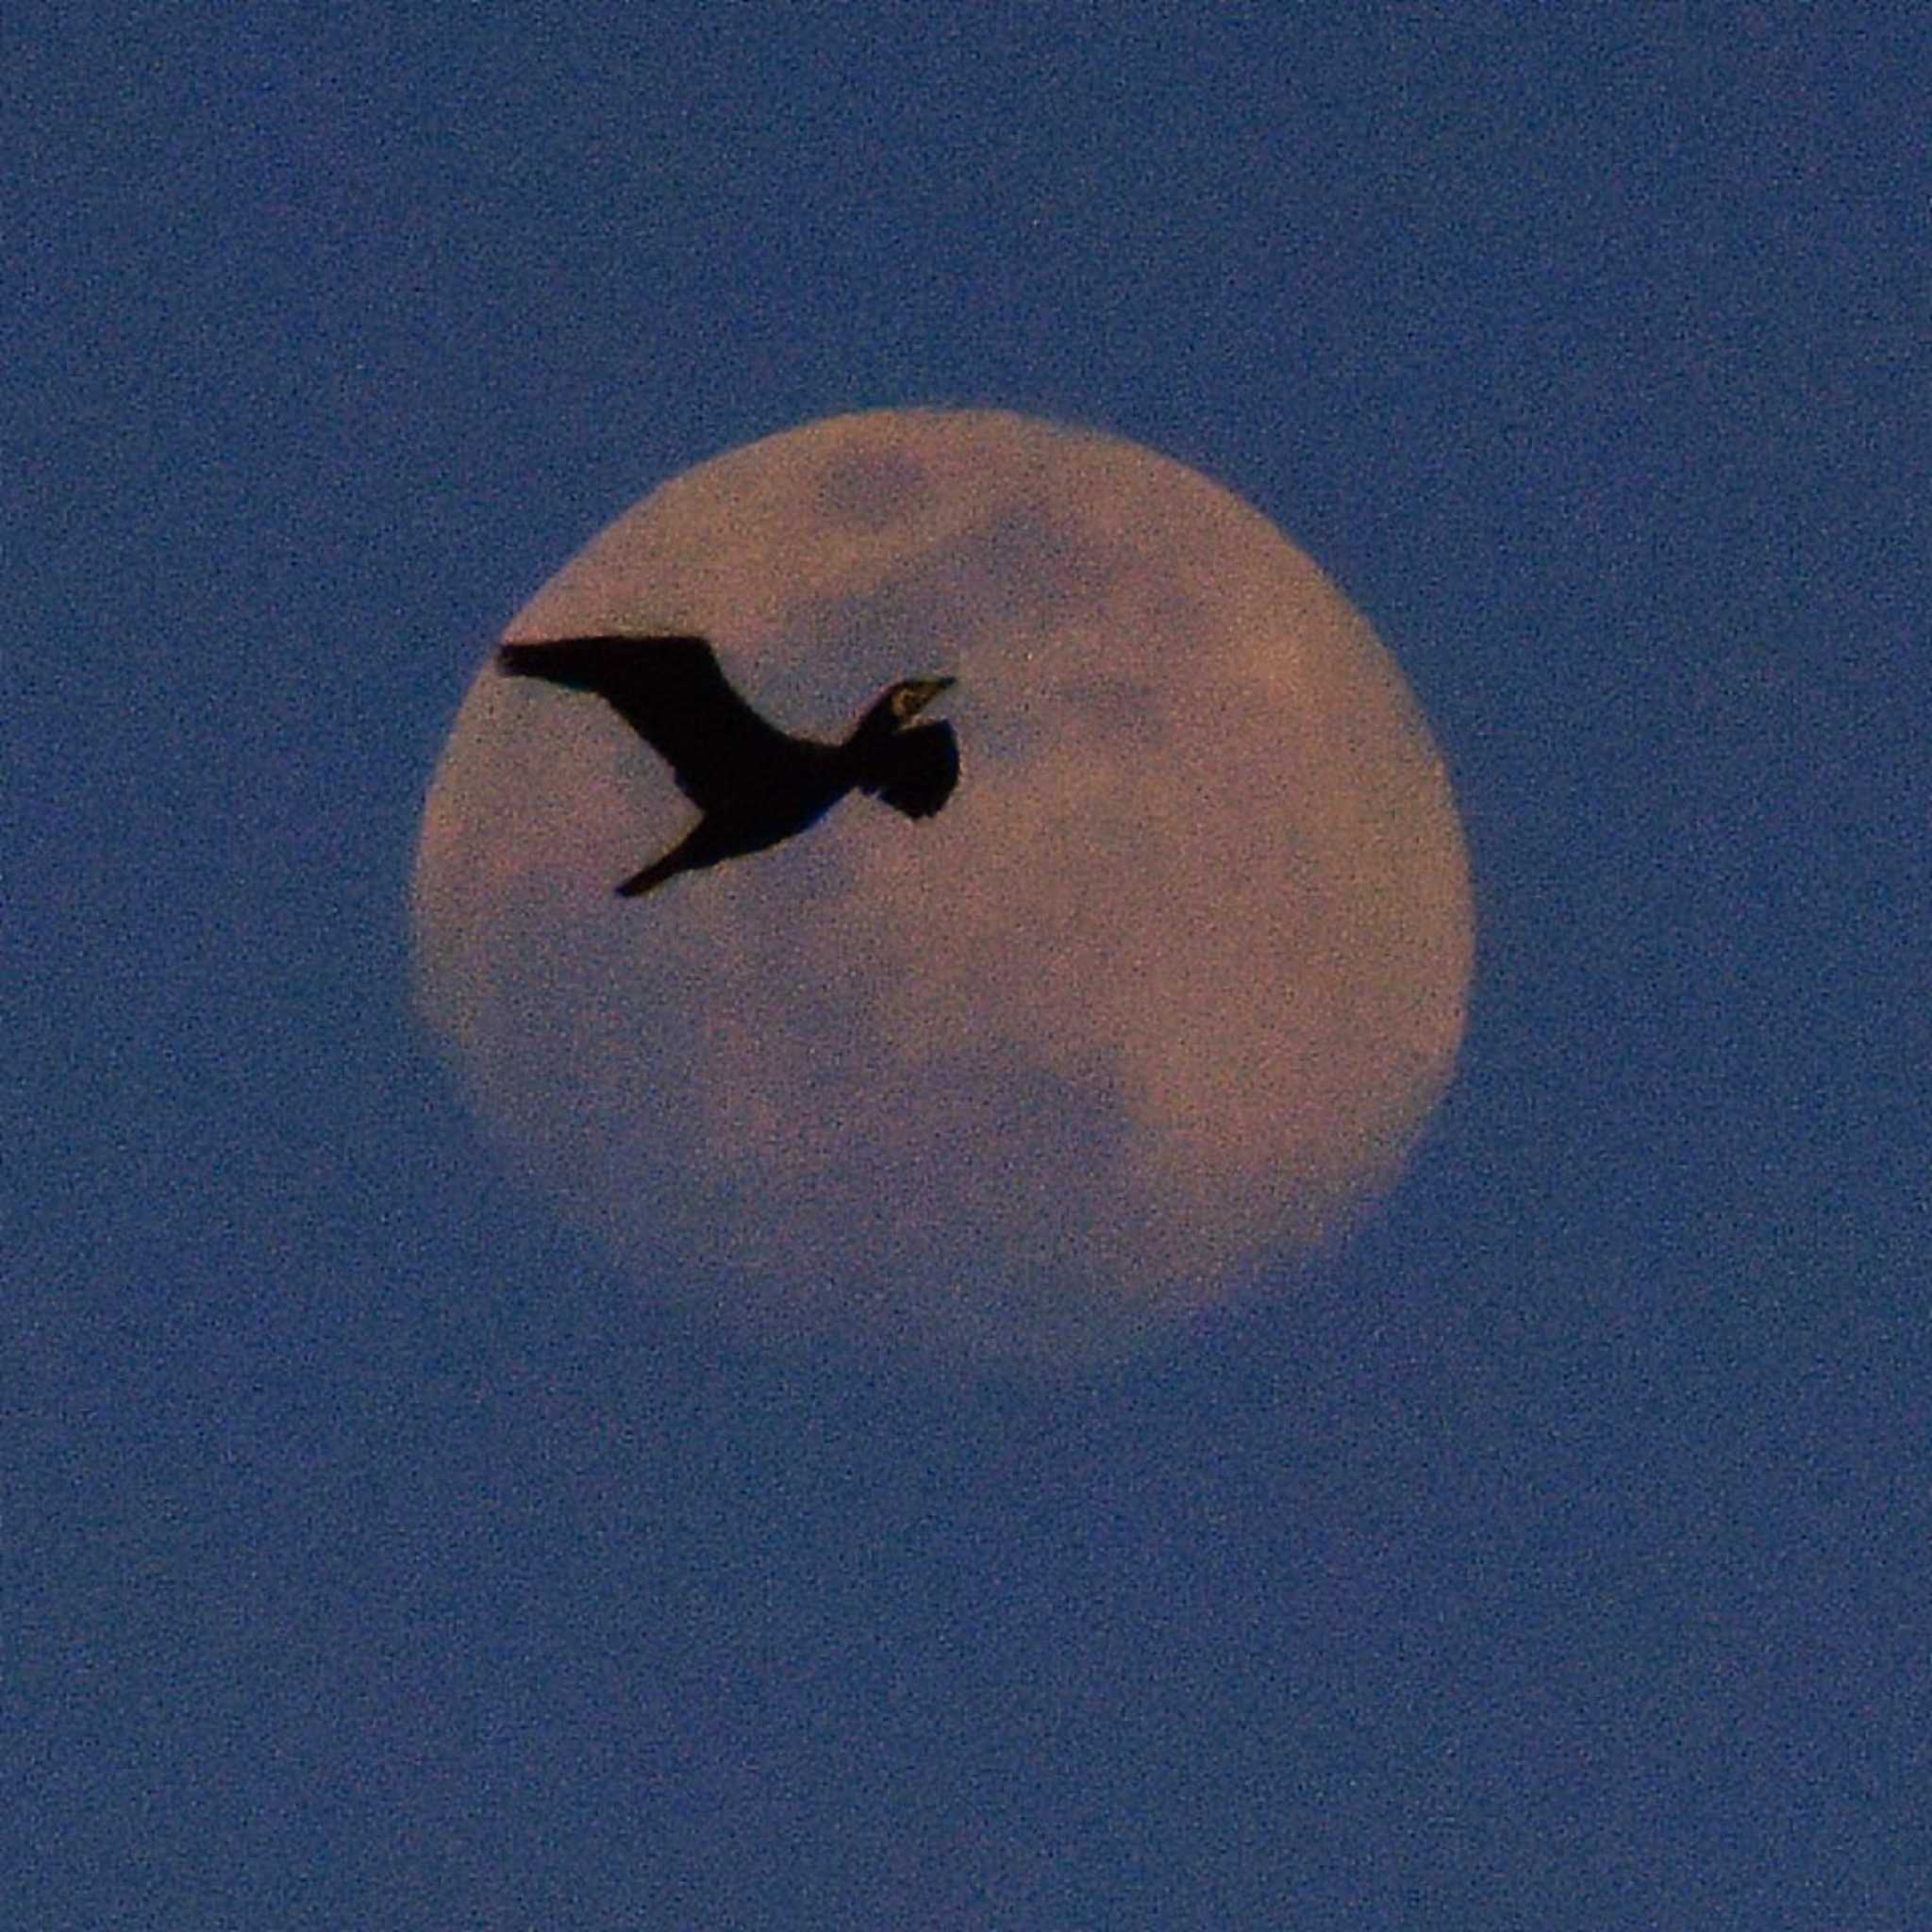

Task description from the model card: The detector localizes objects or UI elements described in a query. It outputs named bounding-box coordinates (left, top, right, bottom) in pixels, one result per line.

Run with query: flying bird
left=496, top=633, right=959, bottom=897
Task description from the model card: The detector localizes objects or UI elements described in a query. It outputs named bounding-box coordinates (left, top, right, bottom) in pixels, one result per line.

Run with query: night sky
left=8, top=8, right=1928, bottom=1927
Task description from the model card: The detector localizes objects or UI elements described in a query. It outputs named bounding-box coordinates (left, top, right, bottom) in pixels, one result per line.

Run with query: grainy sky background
left=7, top=7, right=1927, bottom=1927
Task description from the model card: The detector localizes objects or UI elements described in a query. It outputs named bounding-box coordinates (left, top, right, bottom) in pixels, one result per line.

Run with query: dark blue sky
left=8, top=8, right=1927, bottom=1926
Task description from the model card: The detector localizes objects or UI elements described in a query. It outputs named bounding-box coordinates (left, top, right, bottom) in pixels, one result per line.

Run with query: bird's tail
left=614, top=818, right=717, bottom=899
left=613, top=853, right=684, bottom=898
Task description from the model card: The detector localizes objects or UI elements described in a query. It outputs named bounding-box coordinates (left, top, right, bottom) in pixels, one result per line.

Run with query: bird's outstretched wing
left=496, top=635, right=795, bottom=815
left=863, top=720, right=959, bottom=819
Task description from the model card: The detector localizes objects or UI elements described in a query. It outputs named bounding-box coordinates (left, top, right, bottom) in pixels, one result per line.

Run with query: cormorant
left=496, top=634, right=959, bottom=897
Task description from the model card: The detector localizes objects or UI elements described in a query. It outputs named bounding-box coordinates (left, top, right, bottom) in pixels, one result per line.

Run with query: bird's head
left=883, top=675, right=955, bottom=726
left=846, top=675, right=955, bottom=756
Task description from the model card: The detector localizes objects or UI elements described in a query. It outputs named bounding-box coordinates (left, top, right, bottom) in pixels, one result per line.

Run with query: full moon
left=412, top=409, right=1474, bottom=1368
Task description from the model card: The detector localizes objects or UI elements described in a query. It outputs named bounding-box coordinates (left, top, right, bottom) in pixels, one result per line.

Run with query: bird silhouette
left=496, top=634, right=958, bottom=897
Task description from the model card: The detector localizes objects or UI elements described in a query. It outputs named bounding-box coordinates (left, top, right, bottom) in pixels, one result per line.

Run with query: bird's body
left=496, top=634, right=958, bottom=896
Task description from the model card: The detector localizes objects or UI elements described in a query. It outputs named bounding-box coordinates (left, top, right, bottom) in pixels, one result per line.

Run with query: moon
left=412, top=409, right=1474, bottom=1368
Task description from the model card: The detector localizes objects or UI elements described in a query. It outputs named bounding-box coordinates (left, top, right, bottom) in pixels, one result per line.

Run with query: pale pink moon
left=412, top=409, right=1474, bottom=1368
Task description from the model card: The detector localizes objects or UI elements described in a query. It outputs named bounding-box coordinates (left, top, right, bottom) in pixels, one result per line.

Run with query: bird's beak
left=914, top=675, right=956, bottom=709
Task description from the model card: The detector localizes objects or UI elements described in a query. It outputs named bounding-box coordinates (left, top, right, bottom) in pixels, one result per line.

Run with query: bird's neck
left=841, top=696, right=902, bottom=758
